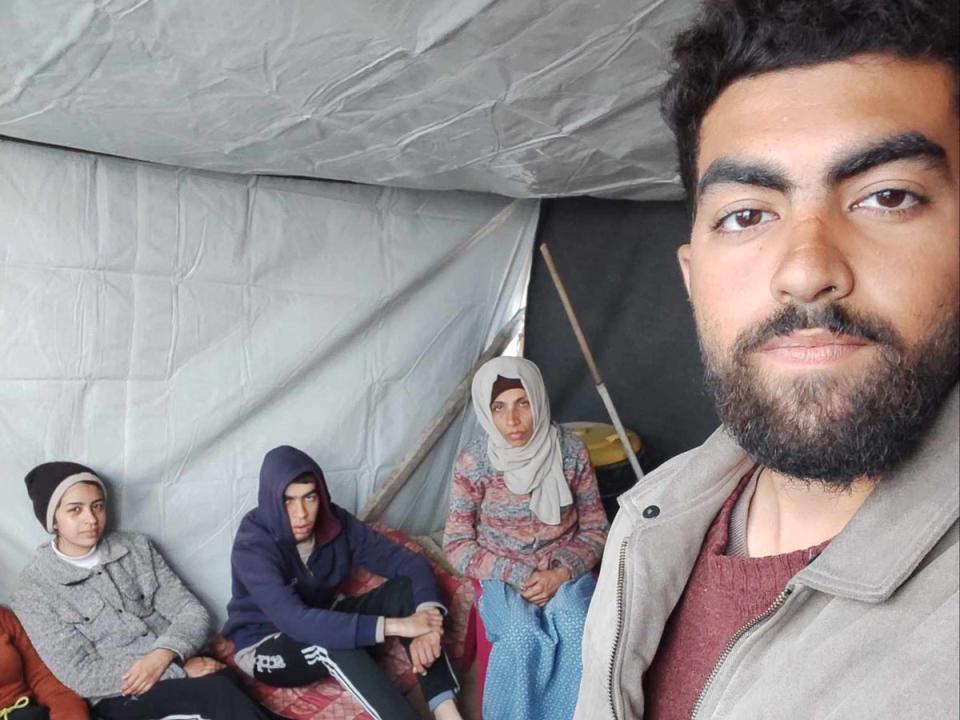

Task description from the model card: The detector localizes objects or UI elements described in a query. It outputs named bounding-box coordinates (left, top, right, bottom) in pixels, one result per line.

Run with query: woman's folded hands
left=520, top=566, right=571, bottom=607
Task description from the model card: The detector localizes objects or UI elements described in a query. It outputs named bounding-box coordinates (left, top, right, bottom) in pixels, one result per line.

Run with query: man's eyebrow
left=827, top=132, right=949, bottom=185
left=697, top=159, right=792, bottom=200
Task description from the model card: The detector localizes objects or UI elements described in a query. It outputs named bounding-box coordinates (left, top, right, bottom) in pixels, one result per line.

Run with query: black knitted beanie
left=24, top=461, right=106, bottom=533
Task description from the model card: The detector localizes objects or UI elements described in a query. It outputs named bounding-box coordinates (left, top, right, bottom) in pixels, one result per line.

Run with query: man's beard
left=701, top=303, right=959, bottom=488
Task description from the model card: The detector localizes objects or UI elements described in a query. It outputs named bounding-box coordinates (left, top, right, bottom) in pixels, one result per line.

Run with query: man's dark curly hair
left=661, top=0, right=960, bottom=201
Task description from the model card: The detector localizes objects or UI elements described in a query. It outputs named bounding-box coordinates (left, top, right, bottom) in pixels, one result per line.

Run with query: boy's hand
left=409, top=630, right=442, bottom=674
left=183, top=656, right=225, bottom=678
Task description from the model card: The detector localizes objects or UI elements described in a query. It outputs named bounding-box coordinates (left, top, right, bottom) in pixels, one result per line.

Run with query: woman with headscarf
left=443, top=356, right=609, bottom=720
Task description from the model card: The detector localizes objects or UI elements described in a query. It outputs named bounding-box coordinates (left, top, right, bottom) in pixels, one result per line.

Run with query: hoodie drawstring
left=0, top=696, right=30, bottom=719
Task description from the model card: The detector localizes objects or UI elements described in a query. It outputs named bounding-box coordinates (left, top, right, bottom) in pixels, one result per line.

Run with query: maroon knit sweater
left=644, top=474, right=828, bottom=720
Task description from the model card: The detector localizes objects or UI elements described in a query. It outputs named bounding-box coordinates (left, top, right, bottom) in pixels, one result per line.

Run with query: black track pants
left=94, top=669, right=274, bottom=720
left=251, top=578, right=460, bottom=720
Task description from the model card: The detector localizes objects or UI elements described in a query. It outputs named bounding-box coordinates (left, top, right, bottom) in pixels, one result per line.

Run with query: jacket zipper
left=689, top=586, right=795, bottom=720
left=607, top=538, right=630, bottom=720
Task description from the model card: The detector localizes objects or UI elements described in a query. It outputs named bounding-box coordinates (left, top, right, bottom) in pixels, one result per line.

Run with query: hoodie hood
left=256, top=445, right=342, bottom=546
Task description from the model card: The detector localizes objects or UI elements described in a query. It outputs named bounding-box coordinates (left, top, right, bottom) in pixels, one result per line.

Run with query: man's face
left=284, top=477, right=320, bottom=542
left=680, top=55, right=959, bottom=483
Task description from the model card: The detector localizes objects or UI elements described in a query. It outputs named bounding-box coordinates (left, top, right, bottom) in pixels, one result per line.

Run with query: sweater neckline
left=707, top=472, right=830, bottom=572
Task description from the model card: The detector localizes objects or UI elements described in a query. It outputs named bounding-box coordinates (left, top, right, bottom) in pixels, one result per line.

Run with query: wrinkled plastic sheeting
left=0, top=0, right=694, bottom=200
left=0, top=138, right=537, bottom=616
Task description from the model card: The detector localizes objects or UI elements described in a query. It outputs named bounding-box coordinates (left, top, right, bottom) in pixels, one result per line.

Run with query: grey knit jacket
left=13, top=530, right=211, bottom=704
left=575, top=384, right=959, bottom=720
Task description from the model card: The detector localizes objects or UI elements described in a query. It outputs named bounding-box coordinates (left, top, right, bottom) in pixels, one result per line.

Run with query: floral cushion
left=211, top=523, right=476, bottom=719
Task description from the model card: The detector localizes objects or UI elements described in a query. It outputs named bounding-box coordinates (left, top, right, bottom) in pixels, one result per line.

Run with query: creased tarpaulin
left=0, top=138, right=538, bottom=617
left=0, top=0, right=695, bottom=200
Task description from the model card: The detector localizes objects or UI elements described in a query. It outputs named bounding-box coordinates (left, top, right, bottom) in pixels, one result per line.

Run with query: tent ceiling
left=1, top=0, right=696, bottom=200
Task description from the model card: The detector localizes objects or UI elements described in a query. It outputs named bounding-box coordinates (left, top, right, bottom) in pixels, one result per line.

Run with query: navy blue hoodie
left=222, top=445, right=441, bottom=652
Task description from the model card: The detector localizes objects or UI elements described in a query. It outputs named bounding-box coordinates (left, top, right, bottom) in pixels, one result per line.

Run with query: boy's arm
left=232, top=540, right=381, bottom=649
left=342, top=513, right=444, bottom=609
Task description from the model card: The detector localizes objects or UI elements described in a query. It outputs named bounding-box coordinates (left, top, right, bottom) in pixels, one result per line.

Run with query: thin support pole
left=539, top=244, right=644, bottom=483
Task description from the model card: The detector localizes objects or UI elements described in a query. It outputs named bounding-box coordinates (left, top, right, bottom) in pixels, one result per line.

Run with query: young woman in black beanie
left=13, top=462, right=275, bottom=720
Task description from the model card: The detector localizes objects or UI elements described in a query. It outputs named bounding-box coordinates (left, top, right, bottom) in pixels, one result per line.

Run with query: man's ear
left=677, top=244, right=692, bottom=297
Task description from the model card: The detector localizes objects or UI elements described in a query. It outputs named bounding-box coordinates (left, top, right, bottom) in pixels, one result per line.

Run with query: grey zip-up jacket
left=13, top=530, right=211, bottom=704
left=575, top=385, right=959, bottom=720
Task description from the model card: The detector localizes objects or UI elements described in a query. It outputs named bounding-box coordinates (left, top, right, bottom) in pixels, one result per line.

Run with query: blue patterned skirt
left=479, top=574, right=597, bottom=720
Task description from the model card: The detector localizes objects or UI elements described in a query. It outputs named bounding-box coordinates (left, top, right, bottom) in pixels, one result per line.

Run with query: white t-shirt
left=51, top=540, right=101, bottom=569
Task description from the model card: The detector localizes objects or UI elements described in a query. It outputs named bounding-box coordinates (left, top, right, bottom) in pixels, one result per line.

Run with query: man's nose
left=770, top=215, right=854, bottom=305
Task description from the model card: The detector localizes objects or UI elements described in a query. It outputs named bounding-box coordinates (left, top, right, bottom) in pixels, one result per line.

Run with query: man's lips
left=755, top=330, right=871, bottom=364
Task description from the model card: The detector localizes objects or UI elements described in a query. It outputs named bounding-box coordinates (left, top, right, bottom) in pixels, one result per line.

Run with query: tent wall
left=0, top=138, right=538, bottom=615
left=525, top=197, right=718, bottom=472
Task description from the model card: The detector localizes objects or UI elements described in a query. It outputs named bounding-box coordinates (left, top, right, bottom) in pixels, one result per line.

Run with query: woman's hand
left=409, top=630, right=443, bottom=674
left=183, top=655, right=226, bottom=678
left=121, top=648, right=177, bottom=696
left=384, top=608, right=444, bottom=638
left=521, top=566, right=571, bottom=607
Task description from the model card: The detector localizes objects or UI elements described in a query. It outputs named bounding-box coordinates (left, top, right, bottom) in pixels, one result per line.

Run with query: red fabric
left=0, top=606, right=90, bottom=720
left=644, top=475, right=830, bottom=720
left=212, top=524, right=476, bottom=720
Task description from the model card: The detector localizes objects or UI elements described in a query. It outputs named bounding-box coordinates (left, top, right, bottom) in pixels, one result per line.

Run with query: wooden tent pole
left=539, top=244, right=644, bottom=483
left=358, top=308, right=525, bottom=522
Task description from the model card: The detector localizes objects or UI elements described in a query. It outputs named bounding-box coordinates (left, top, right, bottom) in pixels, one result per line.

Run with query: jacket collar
left=36, top=531, right=129, bottom=585
left=798, top=384, right=959, bottom=602
left=618, top=383, right=959, bottom=604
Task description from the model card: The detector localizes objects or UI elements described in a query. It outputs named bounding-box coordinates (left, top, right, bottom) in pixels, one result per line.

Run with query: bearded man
left=575, top=1, right=959, bottom=718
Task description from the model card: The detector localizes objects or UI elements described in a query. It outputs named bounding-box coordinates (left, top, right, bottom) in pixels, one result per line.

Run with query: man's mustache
left=735, top=303, right=900, bottom=358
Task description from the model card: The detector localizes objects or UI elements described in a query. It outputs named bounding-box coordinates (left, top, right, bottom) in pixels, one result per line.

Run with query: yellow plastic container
left=562, top=421, right=644, bottom=521
left=562, top=421, right=642, bottom=469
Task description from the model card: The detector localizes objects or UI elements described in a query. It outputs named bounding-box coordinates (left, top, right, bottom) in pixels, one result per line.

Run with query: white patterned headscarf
left=471, top=356, right=573, bottom=525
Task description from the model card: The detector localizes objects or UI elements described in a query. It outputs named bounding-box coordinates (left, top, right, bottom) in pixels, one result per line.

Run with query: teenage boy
left=576, top=1, right=959, bottom=718
left=223, top=445, right=462, bottom=720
